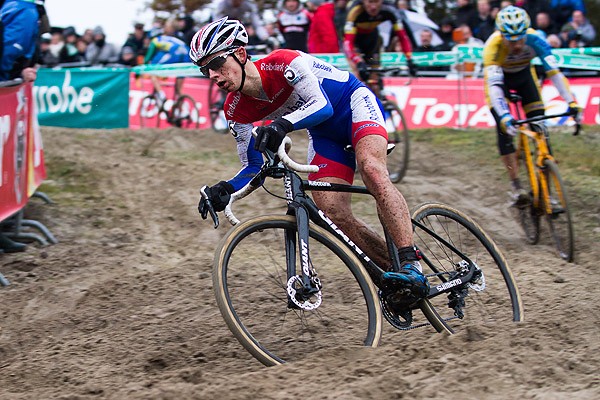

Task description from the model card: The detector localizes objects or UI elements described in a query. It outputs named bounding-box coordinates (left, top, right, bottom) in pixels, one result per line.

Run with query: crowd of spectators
left=27, top=0, right=597, bottom=72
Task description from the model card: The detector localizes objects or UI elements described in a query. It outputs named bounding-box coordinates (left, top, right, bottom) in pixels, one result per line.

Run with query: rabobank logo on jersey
left=226, top=92, right=241, bottom=118
left=261, top=63, right=286, bottom=72
left=312, top=61, right=332, bottom=73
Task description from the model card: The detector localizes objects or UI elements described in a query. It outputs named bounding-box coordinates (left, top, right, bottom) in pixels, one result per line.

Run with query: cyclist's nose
left=210, top=68, right=226, bottom=81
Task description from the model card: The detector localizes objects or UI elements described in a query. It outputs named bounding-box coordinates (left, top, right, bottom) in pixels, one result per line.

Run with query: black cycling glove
left=198, top=181, right=235, bottom=214
left=253, top=117, right=294, bottom=153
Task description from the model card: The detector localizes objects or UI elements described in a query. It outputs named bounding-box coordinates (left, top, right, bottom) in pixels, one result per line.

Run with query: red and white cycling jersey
left=223, top=49, right=387, bottom=188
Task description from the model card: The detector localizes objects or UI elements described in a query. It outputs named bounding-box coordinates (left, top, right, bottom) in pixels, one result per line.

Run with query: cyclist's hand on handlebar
left=406, top=58, right=418, bottom=77
left=568, top=101, right=582, bottom=122
left=253, top=117, right=294, bottom=153
left=198, top=181, right=235, bottom=214
left=356, top=61, right=369, bottom=82
left=500, top=113, right=519, bottom=137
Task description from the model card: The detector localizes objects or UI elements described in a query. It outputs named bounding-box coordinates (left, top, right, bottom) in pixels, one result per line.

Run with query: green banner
left=34, top=67, right=130, bottom=128
left=133, top=46, right=600, bottom=76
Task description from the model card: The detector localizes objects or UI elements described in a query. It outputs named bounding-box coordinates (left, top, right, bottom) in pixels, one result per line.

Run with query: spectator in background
left=0, top=0, right=46, bottom=253
left=85, top=26, right=119, bottom=65
left=59, top=26, right=83, bottom=64
left=560, top=9, right=595, bottom=48
left=213, top=0, right=269, bottom=42
left=176, top=13, right=196, bottom=45
left=75, top=36, right=88, bottom=61
left=415, top=28, right=436, bottom=52
left=414, top=28, right=449, bottom=72
left=0, top=0, right=39, bottom=82
left=469, top=0, right=495, bottom=41
left=123, top=22, right=147, bottom=65
left=277, top=0, right=312, bottom=52
left=264, top=21, right=283, bottom=51
left=549, top=0, right=585, bottom=32
left=81, top=28, right=94, bottom=45
left=454, top=0, right=476, bottom=28
left=117, top=45, right=136, bottom=66
left=452, top=24, right=484, bottom=77
left=333, top=0, right=348, bottom=47
left=438, top=17, right=456, bottom=50
left=534, top=11, right=556, bottom=38
left=307, top=0, right=339, bottom=53
left=521, top=0, right=550, bottom=19
left=38, top=32, right=58, bottom=66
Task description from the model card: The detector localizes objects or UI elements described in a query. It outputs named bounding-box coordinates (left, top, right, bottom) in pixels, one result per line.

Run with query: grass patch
left=39, top=155, right=101, bottom=200
left=411, top=125, right=600, bottom=242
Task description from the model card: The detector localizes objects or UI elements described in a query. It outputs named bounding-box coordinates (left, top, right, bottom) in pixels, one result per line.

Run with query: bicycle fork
left=284, top=181, right=323, bottom=311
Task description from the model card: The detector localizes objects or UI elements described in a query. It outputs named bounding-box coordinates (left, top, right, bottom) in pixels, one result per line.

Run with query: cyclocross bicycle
left=199, top=135, right=523, bottom=366
left=510, top=94, right=580, bottom=262
left=364, top=66, right=410, bottom=183
left=138, top=78, right=199, bottom=129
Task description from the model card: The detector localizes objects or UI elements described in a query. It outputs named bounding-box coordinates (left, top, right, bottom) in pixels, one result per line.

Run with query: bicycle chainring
left=379, top=290, right=415, bottom=330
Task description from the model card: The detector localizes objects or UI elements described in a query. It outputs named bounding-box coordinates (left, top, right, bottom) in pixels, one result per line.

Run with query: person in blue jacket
left=0, top=0, right=42, bottom=82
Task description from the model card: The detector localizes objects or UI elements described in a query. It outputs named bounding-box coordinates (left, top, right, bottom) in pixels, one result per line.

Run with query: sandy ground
left=0, top=126, right=598, bottom=399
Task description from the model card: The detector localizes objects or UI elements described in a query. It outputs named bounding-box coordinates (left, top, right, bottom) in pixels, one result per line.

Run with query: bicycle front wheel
left=213, top=215, right=382, bottom=366
left=170, top=95, right=198, bottom=129
left=412, top=203, right=523, bottom=333
left=541, top=159, right=574, bottom=262
left=515, top=135, right=541, bottom=244
left=384, top=101, right=410, bottom=183
left=138, top=94, right=160, bottom=128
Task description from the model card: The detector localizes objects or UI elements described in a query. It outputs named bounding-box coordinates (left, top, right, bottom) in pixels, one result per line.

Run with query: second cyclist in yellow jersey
left=482, top=6, right=581, bottom=206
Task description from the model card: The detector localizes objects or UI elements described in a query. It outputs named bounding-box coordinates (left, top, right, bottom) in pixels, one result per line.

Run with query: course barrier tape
left=130, top=47, right=600, bottom=76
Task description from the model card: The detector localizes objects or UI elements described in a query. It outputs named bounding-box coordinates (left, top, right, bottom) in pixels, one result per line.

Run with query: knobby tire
left=213, top=215, right=383, bottom=366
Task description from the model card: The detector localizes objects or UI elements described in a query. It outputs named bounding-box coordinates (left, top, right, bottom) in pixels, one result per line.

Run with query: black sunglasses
left=198, top=49, right=237, bottom=76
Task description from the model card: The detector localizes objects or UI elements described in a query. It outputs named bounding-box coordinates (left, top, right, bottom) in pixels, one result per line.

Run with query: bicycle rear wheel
left=515, top=134, right=540, bottom=244
left=213, top=215, right=382, bottom=366
left=170, top=95, right=198, bottom=129
left=541, top=159, right=574, bottom=262
left=208, top=80, right=228, bottom=133
left=384, top=101, right=410, bottom=183
left=411, top=203, right=523, bottom=333
left=138, top=94, right=161, bottom=128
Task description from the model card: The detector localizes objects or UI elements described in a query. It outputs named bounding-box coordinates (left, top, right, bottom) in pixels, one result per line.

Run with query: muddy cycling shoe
left=509, top=188, right=530, bottom=208
left=382, top=262, right=429, bottom=300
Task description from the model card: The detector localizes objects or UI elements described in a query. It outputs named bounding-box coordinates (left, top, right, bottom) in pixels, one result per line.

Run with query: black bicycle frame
left=279, top=168, right=478, bottom=298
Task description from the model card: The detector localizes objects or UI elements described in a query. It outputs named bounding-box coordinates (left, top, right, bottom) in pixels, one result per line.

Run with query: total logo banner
left=382, top=77, right=599, bottom=129
left=128, top=76, right=600, bottom=130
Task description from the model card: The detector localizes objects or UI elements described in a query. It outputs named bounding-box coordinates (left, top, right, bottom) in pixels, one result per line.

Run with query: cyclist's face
left=506, top=37, right=526, bottom=54
left=363, top=0, right=383, bottom=16
left=202, top=48, right=244, bottom=92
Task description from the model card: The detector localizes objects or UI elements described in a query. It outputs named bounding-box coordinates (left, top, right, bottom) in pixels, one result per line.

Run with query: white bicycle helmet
left=495, top=6, right=531, bottom=41
left=189, top=17, right=249, bottom=65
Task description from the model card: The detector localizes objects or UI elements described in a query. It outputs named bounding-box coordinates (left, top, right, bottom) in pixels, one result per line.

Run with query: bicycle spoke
left=542, top=160, right=574, bottom=262
left=214, top=217, right=381, bottom=365
left=412, top=203, right=523, bottom=332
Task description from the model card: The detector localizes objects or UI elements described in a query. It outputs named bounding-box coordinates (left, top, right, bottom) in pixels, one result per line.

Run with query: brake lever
left=200, top=186, right=219, bottom=229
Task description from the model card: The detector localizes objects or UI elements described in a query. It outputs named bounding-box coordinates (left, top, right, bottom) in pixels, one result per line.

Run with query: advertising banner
left=129, top=76, right=600, bottom=130
left=129, top=75, right=211, bottom=129
left=1, top=83, right=33, bottom=222
left=35, top=68, right=130, bottom=129
left=382, top=77, right=600, bottom=129
left=27, top=100, right=46, bottom=197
